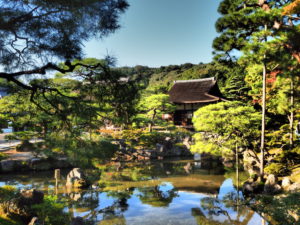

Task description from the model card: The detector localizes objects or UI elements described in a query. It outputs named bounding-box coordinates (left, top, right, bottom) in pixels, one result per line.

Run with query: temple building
left=167, top=77, right=225, bottom=127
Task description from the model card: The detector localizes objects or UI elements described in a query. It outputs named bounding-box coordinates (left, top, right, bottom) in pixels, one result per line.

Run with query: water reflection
left=0, top=159, right=269, bottom=225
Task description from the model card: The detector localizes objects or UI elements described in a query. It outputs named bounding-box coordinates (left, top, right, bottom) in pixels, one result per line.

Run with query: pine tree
left=213, top=0, right=300, bottom=175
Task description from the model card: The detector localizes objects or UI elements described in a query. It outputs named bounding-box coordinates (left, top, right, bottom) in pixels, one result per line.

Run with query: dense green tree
left=139, top=94, right=175, bottom=132
left=213, top=0, right=300, bottom=174
left=0, top=0, right=128, bottom=94
left=191, top=101, right=261, bottom=157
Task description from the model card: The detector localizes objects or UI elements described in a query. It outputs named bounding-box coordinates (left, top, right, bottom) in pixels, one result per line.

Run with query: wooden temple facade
left=167, top=77, right=224, bottom=127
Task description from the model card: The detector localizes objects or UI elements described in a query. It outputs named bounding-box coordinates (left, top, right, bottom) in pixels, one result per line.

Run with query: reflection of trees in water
left=96, top=189, right=134, bottom=225
left=191, top=208, right=224, bottom=225
left=137, top=185, right=178, bottom=207
left=191, top=192, right=255, bottom=225
left=64, top=190, right=100, bottom=224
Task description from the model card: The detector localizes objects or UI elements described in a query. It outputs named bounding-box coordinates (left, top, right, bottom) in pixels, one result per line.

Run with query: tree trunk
left=289, top=76, right=294, bottom=148
left=42, top=121, right=48, bottom=138
left=236, top=143, right=239, bottom=205
left=260, top=24, right=267, bottom=177
left=148, top=109, right=156, bottom=132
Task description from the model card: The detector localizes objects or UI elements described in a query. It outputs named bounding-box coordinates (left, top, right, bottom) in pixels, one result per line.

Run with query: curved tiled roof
left=168, top=77, right=223, bottom=103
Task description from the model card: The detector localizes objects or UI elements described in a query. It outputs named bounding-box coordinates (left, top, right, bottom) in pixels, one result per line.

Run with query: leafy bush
left=0, top=185, right=17, bottom=202
left=0, top=152, right=7, bottom=161
left=5, top=131, right=38, bottom=141
left=45, top=132, right=118, bottom=168
left=191, top=101, right=261, bottom=156
left=31, top=195, right=69, bottom=225
left=264, top=163, right=288, bottom=176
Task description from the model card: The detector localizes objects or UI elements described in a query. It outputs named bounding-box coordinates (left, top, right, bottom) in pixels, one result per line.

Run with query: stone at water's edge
left=16, top=140, right=35, bottom=152
left=0, top=189, right=44, bottom=219
left=0, top=157, right=71, bottom=173
left=111, top=136, right=192, bottom=162
left=281, top=177, right=292, bottom=190
left=28, top=217, right=42, bottom=225
left=242, top=180, right=264, bottom=195
left=287, top=182, right=300, bottom=192
left=66, top=168, right=89, bottom=188
left=0, top=160, right=18, bottom=172
left=243, top=149, right=260, bottom=176
left=264, top=174, right=282, bottom=194
left=19, top=189, right=44, bottom=205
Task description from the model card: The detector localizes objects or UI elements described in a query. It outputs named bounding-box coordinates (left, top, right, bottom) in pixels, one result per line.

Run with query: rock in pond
left=66, top=168, right=89, bottom=188
left=264, top=174, right=282, bottom=194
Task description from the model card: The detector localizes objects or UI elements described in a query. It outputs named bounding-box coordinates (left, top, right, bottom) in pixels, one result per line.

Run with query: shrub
left=45, top=132, right=118, bottom=168
left=264, top=163, right=288, bottom=176
left=0, top=152, right=7, bottom=161
left=0, top=185, right=17, bottom=202
left=31, top=195, right=69, bottom=225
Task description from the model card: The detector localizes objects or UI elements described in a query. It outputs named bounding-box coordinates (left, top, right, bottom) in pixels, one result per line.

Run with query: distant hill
left=116, top=62, right=224, bottom=93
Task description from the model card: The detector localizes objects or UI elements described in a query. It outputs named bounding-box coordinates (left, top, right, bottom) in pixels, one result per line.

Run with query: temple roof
left=168, top=77, right=223, bottom=104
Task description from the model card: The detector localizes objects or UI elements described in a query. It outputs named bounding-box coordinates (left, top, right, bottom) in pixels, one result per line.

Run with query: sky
left=84, top=0, right=221, bottom=68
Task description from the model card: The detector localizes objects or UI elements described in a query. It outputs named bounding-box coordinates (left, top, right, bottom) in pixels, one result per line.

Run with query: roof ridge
left=174, top=77, right=215, bottom=83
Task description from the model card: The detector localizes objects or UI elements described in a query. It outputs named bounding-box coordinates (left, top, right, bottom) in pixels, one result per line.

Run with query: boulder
left=243, top=150, right=260, bottom=176
left=28, top=217, right=42, bottom=225
left=19, top=189, right=44, bottom=205
left=1, top=189, right=44, bottom=219
left=182, top=136, right=192, bottom=149
left=0, top=160, right=16, bottom=172
left=66, top=168, right=89, bottom=188
left=156, top=143, right=165, bottom=155
left=0, top=159, right=30, bottom=173
left=264, top=174, right=282, bottom=194
left=243, top=181, right=254, bottom=195
left=288, top=210, right=299, bottom=222
left=16, top=140, right=35, bottom=152
left=281, top=177, right=292, bottom=190
left=184, top=163, right=192, bottom=174
left=287, top=182, right=300, bottom=192
left=163, top=137, right=173, bottom=150
left=29, top=158, right=52, bottom=171
left=242, top=180, right=264, bottom=196
left=265, top=174, right=277, bottom=186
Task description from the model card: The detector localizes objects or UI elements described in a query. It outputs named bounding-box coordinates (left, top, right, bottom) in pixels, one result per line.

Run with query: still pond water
left=0, top=159, right=269, bottom=225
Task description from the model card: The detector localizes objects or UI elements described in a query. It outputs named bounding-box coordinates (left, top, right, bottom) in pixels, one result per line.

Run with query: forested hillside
left=117, top=62, right=249, bottom=100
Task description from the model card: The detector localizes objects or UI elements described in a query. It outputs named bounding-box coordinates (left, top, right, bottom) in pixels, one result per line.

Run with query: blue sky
left=84, top=0, right=221, bottom=67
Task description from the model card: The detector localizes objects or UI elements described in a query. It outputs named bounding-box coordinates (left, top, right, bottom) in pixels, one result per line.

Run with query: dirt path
left=0, top=133, right=42, bottom=160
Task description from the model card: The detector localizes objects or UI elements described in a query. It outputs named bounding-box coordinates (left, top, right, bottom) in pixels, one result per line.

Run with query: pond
left=0, top=158, right=269, bottom=225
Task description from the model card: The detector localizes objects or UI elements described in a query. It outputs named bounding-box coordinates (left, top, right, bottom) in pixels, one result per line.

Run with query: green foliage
left=0, top=217, right=22, bottom=225
left=0, top=0, right=128, bottom=72
left=265, top=124, right=290, bottom=149
left=31, top=195, right=69, bottom=225
left=191, top=101, right=261, bottom=156
left=5, top=131, right=38, bottom=141
left=0, top=153, right=7, bottom=161
left=117, top=128, right=191, bottom=149
left=0, top=186, right=17, bottom=202
left=138, top=93, right=175, bottom=131
left=264, top=163, right=287, bottom=176
left=45, top=132, right=118, bottom=167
